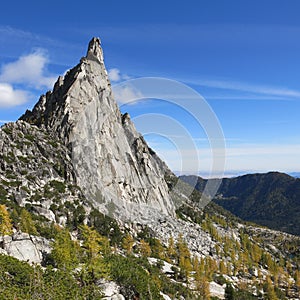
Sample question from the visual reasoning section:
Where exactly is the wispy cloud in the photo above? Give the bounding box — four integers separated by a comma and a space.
0, 26, 40, 44
108, 68, 122, 82
205, 95, 295, 101
186, 78, 300, 100
108, 68, 130, 83
0, 83, 30, 108
112, 85, 143, 105
73, 23, 300, 47
0, 49, 56, 89
0, 26, 83, 67
0, 49, 57, 107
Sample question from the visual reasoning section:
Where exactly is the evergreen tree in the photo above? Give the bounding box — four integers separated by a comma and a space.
139, 239, 151, 257
51, 228, 80, 271
196, 276, 210, 299
219, 260, 226, 274
167, 236, 176, 261
19, 209, 37, 235
177, 234, 190, 262
80, 224, 110, 258
251, 243, 262, 264
264, 276, 279, 300
194, 257, 210, 299
79, 225, 110, 280
205, 257, 218, 280
149, 238, 165, 259
225, 283, 235, 300
177, 234, 192, 282
0, 205, 13, 236
122, 234, 134, 255
10, 208, 19, 229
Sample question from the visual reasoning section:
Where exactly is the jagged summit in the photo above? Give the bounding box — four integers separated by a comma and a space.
20, 36, 112, 139
20, 37, 176, 222
85, 37, 104, 63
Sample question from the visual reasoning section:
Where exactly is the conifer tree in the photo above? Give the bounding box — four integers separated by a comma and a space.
150, 238, 165, 259
10, 208, 19, 228
196, 276, 210, 300
79, 225, 110, 280
193, 257, 200, 272
200, 257, 206, 274
139, 239, 151, 257
219, 260, 226, 274
264, 276, 278, 300
19, 209, 37, 235
0, 204, 13, 236
122, 234, 134, 255
177, 234, 190, 261
177, 234, 192, 282
80, 224, 110, 258
194, 257, 210, 299
251, 243, 262, 264
225, 283, 235, 300
51, 228, 80, 271
167, 236, 176, 261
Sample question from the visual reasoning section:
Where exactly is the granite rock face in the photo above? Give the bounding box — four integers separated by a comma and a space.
20, 37, 176, 222
0, 232, 51, 264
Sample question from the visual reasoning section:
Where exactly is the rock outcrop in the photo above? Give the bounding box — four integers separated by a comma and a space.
20, 37, 176, 222
0, 232, 51, 264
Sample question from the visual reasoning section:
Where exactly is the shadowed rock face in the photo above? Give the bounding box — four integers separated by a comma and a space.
20, 37, 175, 221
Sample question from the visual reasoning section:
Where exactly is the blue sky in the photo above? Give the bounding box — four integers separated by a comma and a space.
0, 0, 299, 176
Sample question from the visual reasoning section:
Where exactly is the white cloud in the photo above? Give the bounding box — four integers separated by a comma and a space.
108, 68, 121, 82
0, 49, 57, 108
112, 85, 144, 104
0, 83, 29, 107
188, 78, 300, 100
0, 50, 56, 89
108, 68, 130, 83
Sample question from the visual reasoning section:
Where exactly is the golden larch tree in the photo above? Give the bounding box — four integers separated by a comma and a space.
0, 205, 13, 236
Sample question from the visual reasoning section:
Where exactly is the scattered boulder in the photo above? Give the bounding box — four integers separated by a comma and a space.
0, 232, 51, 264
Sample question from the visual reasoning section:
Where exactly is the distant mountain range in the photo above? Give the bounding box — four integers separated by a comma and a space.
180, 172, 300, 236
289, 172, 300, 178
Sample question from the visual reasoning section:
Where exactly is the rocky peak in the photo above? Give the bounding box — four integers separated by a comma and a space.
85, 37, 104, 63
20, 37, 176, 222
